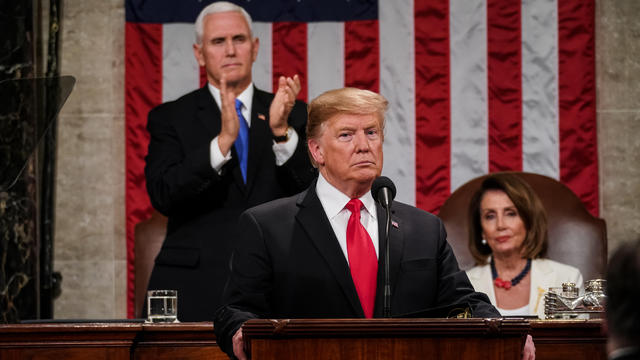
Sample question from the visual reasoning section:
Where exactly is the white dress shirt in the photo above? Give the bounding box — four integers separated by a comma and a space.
315, 173, 379, 264
206, 83, 298, 172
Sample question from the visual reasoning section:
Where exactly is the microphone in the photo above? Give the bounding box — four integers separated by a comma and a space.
371, 176, 396, 209
371, 176, 396, 318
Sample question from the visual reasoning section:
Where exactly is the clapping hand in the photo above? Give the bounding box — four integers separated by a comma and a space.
269, 74, 301, 137
217, 74, 240, 156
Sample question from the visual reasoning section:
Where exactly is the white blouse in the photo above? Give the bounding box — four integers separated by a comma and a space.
497, 304, 529, 316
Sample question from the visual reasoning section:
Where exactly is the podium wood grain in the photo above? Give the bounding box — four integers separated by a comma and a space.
0, 322, 226, 360
243, 318, 530, 360
531, 319, 607, 360
0, 319, 606, 359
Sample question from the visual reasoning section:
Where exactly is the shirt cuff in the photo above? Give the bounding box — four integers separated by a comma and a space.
272, 127, 298, 166
210, 136, 232, 174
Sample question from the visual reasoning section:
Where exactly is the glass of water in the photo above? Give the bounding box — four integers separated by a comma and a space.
146, 289, 179, 323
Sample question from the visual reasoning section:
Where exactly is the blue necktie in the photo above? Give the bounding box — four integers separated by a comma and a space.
234, 99, 249, 183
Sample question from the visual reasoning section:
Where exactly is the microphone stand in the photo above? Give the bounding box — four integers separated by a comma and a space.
382, 198, 392, 318
372, 177, 396, 318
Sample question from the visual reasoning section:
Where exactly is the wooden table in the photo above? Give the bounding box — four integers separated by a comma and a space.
0, 321, 227, 360
0, 319, 606, 359
531, 319, 607, 360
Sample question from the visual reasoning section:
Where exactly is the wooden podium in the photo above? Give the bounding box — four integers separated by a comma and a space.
242, 318, 529, 360
0, 319, 606, 359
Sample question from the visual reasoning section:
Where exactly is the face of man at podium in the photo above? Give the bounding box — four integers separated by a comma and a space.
307, 88, 387, 199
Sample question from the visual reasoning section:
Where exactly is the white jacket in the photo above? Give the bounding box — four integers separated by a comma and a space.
466, 258, 583, 319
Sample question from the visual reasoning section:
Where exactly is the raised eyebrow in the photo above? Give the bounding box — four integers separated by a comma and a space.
365, 121, 382, 130
337, 125, 356, 133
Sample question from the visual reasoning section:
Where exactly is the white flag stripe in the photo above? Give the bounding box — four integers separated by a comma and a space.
521, 0, 560, 179
158, 0, 566, 202
379, 0, 416, 205
252, 22, 273, 92
163, 23, 199, 102
449, 0, 489, 191
307, 22, 344, 102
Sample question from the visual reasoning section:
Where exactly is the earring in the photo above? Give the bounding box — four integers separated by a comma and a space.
481, 238, 487, 245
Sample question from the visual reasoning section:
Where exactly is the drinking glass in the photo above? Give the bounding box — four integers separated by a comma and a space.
146, 289, 179, 323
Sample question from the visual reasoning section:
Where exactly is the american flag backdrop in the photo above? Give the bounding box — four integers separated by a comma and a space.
125, 0, 596, 317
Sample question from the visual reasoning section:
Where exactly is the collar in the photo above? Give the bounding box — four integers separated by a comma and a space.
207, 82, 254, 126
315, 173, 377, 222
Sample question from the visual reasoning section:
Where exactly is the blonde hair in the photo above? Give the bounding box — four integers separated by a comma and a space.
194, 1, 253, 44
306, 87, 388, 166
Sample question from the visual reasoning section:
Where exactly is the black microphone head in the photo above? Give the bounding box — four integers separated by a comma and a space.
371, 176, 396, 204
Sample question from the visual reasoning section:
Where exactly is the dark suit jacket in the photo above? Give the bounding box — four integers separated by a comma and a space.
609, 347, 640, 360
144, 86, 315, 321
214, 182, 500, 355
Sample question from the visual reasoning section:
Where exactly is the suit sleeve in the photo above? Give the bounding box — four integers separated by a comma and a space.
434, 221, 501, 318
144, 104, 222, 216
214, 209, 273, 357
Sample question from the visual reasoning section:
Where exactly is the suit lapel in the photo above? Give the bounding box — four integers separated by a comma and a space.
468, 264, 497, 305
374, 202, 404, 316
529, 259, 553, 317
244, 88, 272, 193
196, 86, 221, 137
295, 185, 364, 316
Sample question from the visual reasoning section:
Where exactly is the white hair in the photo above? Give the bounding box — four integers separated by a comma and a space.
194, 1, 254, 44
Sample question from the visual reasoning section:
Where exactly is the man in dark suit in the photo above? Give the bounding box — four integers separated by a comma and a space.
214, 88, 500, 359
606, 239, 640, 360
144, 1, 315, 321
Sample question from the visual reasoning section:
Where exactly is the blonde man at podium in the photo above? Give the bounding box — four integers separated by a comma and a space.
214, 88, 505, 359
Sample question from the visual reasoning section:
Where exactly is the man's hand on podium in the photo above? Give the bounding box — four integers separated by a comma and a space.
522, 334, 535, 360
233, 328, 247, 360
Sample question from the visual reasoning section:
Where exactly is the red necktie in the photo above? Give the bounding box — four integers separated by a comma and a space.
345, 199, 378, 318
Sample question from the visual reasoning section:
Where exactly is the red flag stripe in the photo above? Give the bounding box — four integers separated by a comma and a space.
487, 0, 522, 172
344, 20, 380, 93
199, 66, 207, 88
124, 0, 600, 317
125, 22, 163, 318
272, 22, 308, 101
558, 0, 598, 216
414, 0, 451, 213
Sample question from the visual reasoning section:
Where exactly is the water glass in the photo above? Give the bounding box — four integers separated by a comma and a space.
146, 289, 179, 323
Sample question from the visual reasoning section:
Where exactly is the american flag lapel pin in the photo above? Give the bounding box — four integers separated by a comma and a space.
257, 113, 266, 121
391, 220, 399, 228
